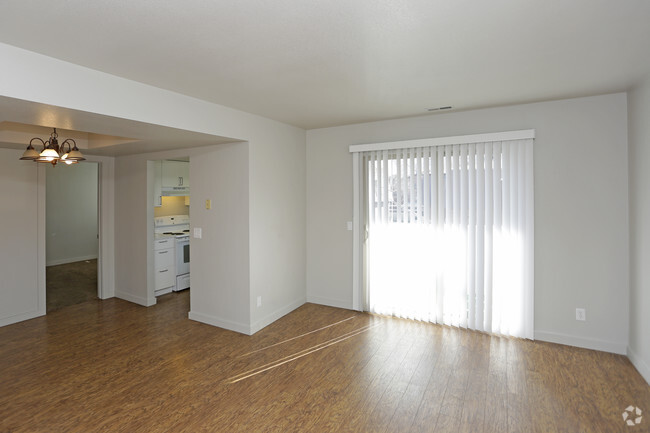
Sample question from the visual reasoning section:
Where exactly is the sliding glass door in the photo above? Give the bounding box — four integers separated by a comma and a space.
361, 138, 534, 339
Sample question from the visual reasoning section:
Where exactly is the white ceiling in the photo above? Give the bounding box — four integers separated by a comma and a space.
1, 0, 650, 130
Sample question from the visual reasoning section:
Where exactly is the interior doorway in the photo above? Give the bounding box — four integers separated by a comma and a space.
45, 162, 100, 312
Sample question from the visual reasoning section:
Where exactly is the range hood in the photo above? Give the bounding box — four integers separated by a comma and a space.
162, 186, 190, 196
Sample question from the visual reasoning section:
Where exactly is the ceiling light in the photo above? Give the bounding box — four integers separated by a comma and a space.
19, 128, 86, 166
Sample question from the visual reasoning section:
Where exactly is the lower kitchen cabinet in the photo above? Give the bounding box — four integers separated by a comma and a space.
154, 238, 176, 296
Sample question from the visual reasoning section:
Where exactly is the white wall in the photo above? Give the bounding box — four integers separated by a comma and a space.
628, 73, 650, 383
189, 143, 251, 332
0, 150, 44, 326
248, 125, 307, 333
114, 156, 152, 306
307, 93, 630, 354
46, 162, 98, 266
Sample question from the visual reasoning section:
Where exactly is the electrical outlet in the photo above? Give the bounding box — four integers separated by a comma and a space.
576, 308, 586, 321
257, 296, 262, 307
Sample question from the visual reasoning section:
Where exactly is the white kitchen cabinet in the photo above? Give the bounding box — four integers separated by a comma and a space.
154, 238, 176, 296
153, 160, 162, 207
162, 160, 189, 188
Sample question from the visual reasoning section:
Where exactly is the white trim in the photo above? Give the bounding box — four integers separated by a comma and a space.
115, 290, 155, 307
534, 330, 627, 355
38, 157, 116, 305
0, 309, 43, 328
37, 165, 46, 317
147, 160, 156, 305
349, 129, 536, 153
91, 156, 116, 300
306, 294, 353, 310
46, 254, 99, 267
250, 297, 306, 335
188, 310, 251, 335
351, 152, 362, 311
627, 346, 650, 385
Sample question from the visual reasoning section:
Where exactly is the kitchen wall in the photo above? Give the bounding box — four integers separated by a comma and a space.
306, 93, 630, 354
628, 73, 650, 383
154, 196, 189, 218
0, 149, 43, 326
45, 162, 98, 266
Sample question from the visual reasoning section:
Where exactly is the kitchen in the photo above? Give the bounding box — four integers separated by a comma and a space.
152, 158, 191, 297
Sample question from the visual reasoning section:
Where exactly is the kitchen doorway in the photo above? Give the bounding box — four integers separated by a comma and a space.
45, 162, 100, 312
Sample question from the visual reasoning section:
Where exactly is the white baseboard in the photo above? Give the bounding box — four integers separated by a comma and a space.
306, 294, 353, 310
46, 254, 98, 267
627, 345, 650, 385
535, 330, 627, 355
188, 310, 251, 335
0, 308, 45, 328
250, 297, 306, 335
115, 290, 155, 307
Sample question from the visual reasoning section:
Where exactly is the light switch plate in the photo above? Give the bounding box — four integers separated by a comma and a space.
205, 199, 212, 210
347, 221, 353, 231
193, 227, 202, 239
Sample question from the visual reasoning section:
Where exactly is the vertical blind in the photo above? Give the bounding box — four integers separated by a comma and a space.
363, 139, 534, 339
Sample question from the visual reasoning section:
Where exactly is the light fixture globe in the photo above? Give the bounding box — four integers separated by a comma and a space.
64, 144, 86, 162
39, 148, 60, 159
19, 145, 40, 160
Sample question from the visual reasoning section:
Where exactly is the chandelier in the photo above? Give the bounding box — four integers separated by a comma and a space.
19, 128, 86, 166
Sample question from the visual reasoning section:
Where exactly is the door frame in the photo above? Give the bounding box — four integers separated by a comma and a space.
37, 155, 116, 310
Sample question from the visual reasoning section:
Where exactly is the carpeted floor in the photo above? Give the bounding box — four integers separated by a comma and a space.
46, 259, 98, 312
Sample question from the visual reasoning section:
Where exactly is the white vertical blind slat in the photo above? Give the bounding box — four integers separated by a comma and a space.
423, 147, 431, 225
381, 150, 389, 224
484, 143, 494, 333
437, 149, 444, 228
475, 143, 486, 332
400, 149, 408, 222
467, 144, 476, 330
395, 151, 404, 222
368, 152, 375, 225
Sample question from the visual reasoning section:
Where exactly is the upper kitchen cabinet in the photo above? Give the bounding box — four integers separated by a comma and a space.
161, 160, 190, 195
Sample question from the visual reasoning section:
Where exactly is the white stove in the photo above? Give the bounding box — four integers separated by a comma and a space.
154, 215, 190, 239
154, 215, 190, 293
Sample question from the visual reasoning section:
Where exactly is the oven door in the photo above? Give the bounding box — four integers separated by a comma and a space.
176, 238, 190, 275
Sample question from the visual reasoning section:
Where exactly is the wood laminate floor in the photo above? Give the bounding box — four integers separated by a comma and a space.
46, 259, 98, 312
0, 291, 648, 432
